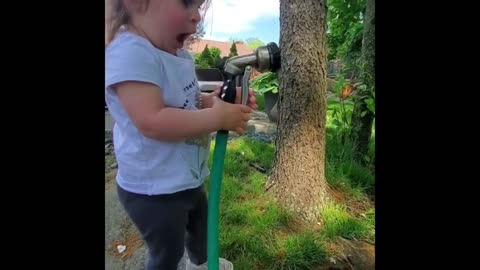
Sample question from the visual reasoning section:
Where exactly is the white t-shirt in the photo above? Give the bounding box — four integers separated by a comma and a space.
105, 31, 211, 195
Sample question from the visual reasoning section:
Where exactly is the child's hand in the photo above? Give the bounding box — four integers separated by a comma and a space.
211, 96, 252, 134
212, 87, 258, 110
238, 88, 258, 110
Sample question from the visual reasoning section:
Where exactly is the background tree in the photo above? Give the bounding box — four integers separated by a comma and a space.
209, 47, 222, 67
194, 45, 212, 68
228, 41, 238, 58
350, 0, 375, 163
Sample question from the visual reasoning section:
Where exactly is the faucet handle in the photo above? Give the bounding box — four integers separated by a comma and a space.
241, 65, 252, 105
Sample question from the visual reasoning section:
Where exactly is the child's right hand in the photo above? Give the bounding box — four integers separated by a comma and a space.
211, 96, 253, 134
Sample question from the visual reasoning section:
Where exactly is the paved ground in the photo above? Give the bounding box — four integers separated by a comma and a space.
105, 187, 189, 270
105, 111, 114, 130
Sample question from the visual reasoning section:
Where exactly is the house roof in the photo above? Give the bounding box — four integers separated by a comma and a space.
187, 39, 253, 57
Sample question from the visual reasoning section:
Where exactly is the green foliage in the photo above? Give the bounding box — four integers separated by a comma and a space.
255, 92, 265, 111
210, 137, 275, 173
322, 203, 375, 243
201, 45, 213, 66
329, 74, 354, 141
265, 232, 328, 269
194, 54, 209, 68
194, 45, 211, 68
327, 0, 366, 73
206, 138, 328, 269
202, 136, 374, 269
194, 45, 222, 68
249, 72, 278, 94
229, 42, 238, 57
209, 47, 222, 67
354, 69, 375, 117
326, 86, 375, 195
356, 83, 375, 117
245, 37, 265, 50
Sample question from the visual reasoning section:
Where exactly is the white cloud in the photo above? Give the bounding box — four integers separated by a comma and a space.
202, 0, 279, 40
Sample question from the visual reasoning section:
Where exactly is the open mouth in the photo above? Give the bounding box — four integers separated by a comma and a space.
176, 33, 191, 44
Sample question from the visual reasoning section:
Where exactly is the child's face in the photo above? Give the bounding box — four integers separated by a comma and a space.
135, 0, 204, 54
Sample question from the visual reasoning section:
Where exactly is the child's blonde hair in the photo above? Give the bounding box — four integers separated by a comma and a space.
105, 0, 140, 44
105, 0, 211, 45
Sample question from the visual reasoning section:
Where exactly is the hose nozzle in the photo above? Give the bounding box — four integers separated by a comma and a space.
217, 42, 281, 105
222, 42, 281, 76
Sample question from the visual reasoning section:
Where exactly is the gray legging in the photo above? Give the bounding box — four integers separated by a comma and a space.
117, 184, 208, 270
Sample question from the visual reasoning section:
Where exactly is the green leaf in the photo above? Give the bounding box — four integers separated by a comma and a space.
332, 108, 338, 117
250, 71, 278, 94
266, 86, 276, 92
334, 77, 346, 94
327, 0, 365, 59
364, 98, 375, 114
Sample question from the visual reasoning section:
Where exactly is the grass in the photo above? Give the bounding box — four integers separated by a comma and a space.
322, 203, 375, 243
103, 92, 374, 267
204, 106, 375, 269
326, 97, 375, 197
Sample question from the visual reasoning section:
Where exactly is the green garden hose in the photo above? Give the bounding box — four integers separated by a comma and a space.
207, 130, 229, 270
206, 42, 280, 270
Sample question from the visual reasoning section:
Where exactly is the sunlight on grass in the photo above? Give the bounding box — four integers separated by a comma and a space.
321, 203, 374, 243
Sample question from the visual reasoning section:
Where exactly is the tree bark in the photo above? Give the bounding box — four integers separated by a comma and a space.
351, 0, 375, 163
268, 0, 329, 224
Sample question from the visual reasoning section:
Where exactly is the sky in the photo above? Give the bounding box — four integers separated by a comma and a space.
202, 0, 280, 44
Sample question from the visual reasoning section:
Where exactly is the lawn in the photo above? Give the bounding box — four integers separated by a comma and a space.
203, 98, 375, 269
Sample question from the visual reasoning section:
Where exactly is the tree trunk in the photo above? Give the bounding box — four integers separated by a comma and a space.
351, 0, 375, 163
268, 0, 329, 224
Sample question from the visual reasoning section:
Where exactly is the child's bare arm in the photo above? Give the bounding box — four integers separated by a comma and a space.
114, 81, 251, 142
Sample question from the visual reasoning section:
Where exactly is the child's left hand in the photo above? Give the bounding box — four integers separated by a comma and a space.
213, 87, 258, 110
